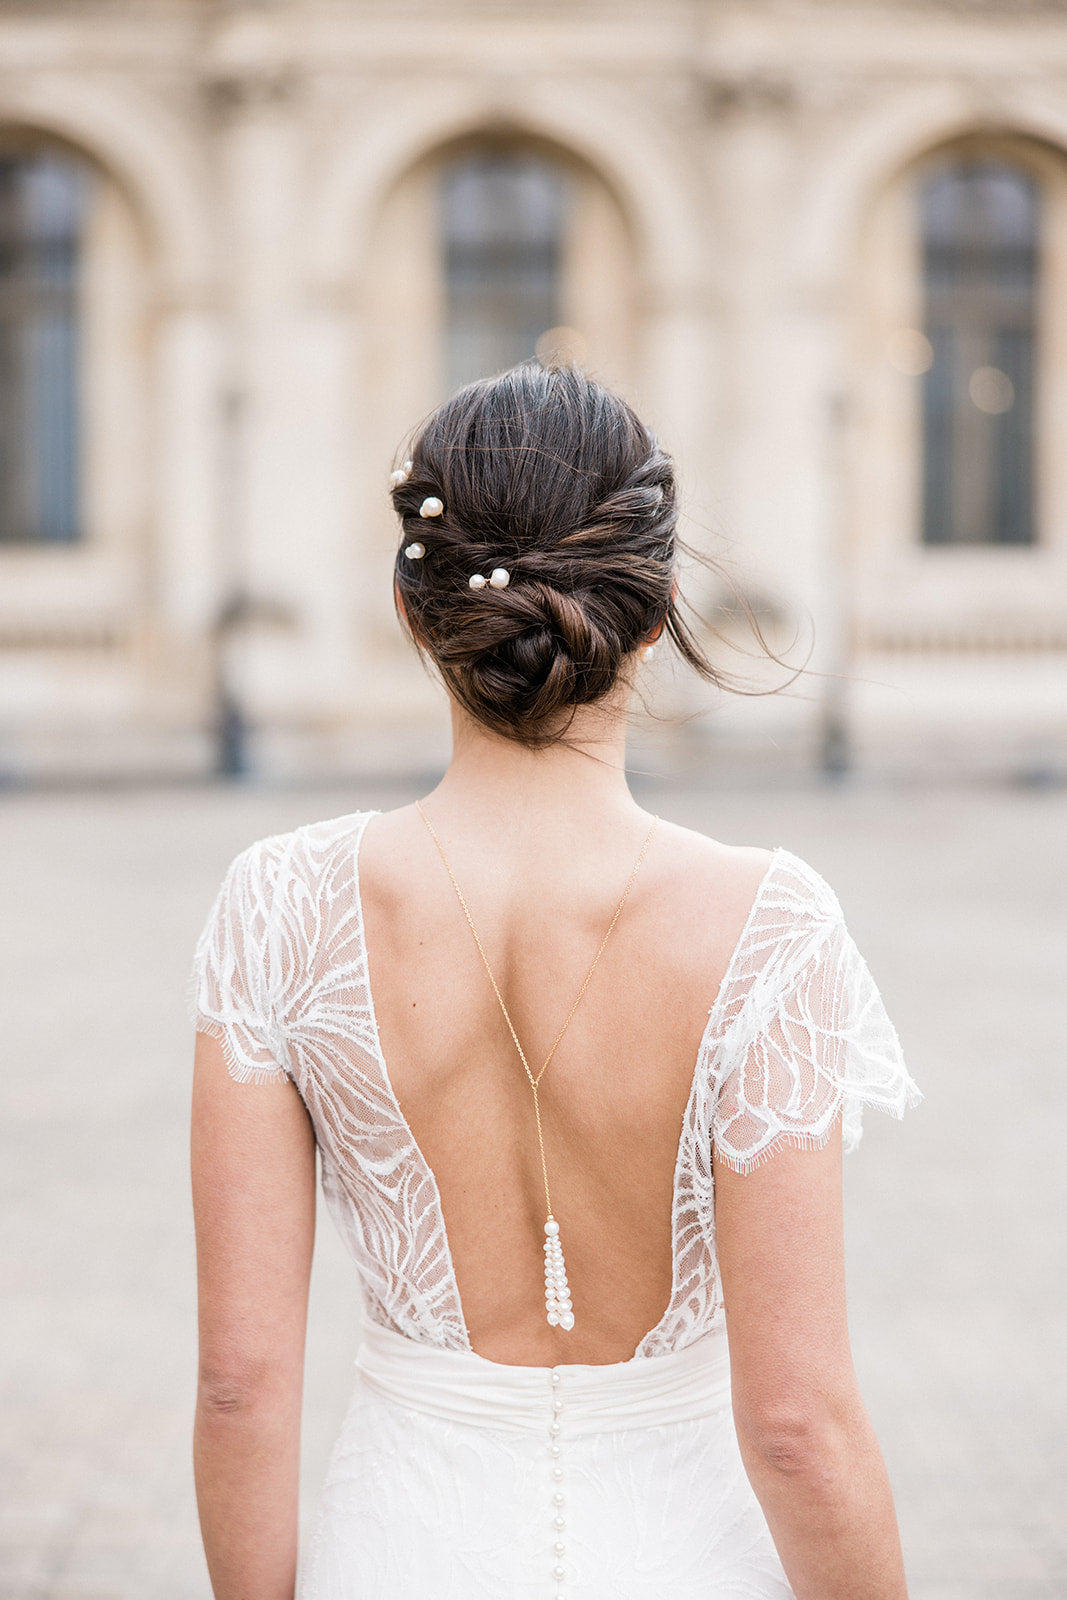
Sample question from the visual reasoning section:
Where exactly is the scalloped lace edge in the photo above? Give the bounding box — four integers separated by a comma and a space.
715, 1080, 923, 1177
192, 1015, 291, 1086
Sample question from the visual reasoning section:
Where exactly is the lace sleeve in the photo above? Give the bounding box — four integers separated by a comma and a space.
190, 837, 293, 1084
711, 853, 921, 1173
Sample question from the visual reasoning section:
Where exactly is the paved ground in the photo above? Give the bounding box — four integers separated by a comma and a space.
0, 774, 1064, 1600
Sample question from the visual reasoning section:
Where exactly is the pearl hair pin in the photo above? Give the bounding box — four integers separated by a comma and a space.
640, 643, 656, 661
389, 460, 413, 488
469, 568, 510, 590
404, 542, 425, 560
420, 496, 444, 518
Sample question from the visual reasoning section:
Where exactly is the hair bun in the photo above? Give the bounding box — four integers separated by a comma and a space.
391, 363, 719, 747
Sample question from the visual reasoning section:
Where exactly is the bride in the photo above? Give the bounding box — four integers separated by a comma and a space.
190, 362, 919, 1599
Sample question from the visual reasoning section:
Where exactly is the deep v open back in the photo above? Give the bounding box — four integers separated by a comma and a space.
191, 809, 919, 1598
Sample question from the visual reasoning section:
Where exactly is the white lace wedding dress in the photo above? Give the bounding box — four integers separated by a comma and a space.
192, 810, 920, 1600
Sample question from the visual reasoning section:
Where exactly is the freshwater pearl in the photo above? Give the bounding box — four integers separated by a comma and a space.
468, 573, 487, 590
419, 496, 443, 517
554, 1515, 565, 1529
553, 1467, 563, 1480
488, 567, 510, 588
403, 542, 425, 560
545, 1219, 560, 1236
559, 1311, 575, 1331
553, 1492, 564, 1504
547, 1311, 560, 1326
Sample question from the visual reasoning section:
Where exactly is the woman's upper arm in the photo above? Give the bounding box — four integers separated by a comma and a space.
714, 1124, 860, 1445
192, 1029, 317, 1396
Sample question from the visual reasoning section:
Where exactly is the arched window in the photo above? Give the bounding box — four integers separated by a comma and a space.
441, 149, 566, 393
921, 159, 1039, 546
0, 148, 89, 545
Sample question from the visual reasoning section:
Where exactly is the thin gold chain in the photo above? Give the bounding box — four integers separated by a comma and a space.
415, 801, 657, 1219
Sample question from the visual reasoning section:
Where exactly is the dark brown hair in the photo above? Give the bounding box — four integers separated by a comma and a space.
391, 363, 723, 747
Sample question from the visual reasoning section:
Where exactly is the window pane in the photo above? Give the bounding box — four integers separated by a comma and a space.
442, 150, 565, 394
920, 160, 1038, 547
0, 151, 87, 544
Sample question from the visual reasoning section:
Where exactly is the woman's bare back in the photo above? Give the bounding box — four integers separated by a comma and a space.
358, 802, 771, 1366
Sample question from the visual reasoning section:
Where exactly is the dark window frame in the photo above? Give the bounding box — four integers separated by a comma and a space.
441, 146, 567, 395
920, 157, 1040, 548
0, 146, 89, 547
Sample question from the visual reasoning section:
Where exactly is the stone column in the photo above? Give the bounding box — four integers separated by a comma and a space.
154, 304, 221, 640
705, 71, 850, 768
206, 22, 357, 775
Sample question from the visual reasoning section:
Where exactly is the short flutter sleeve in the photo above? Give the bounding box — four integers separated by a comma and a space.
190, 836, 293, 1084
710, 851, 920, 1173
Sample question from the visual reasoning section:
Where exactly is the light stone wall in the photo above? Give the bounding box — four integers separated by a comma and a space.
1, 0, 1066, 781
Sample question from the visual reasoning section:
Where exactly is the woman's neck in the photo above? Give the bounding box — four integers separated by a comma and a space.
425, 697, 646, 842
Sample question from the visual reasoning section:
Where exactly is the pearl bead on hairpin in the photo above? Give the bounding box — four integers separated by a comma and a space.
404, 542, 425, 560
640, 643, 656, 661
469, 568, 510, 590
389, 460, 413, 488
420, 496, 444, 518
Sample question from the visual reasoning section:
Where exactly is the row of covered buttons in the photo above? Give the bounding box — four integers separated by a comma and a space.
548, 1369, 566, 1596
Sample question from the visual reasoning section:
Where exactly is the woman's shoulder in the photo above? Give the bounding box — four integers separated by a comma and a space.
645, 824, 851, 1001
653, 817, 771, 883
211, 809, 378, 902
651, 821, 840, 927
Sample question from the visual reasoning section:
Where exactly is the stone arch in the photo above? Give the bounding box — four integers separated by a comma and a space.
838, 87, 1067, 663
0, 75, 213, 293
304, 78, 703, 304
793, 84, 1067, 299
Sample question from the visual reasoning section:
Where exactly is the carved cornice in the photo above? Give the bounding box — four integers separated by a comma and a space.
697, 71, 798, 119
202, 63, 298, 117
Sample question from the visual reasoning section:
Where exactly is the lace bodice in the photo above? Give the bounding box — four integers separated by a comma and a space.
191, 811, 919, 1359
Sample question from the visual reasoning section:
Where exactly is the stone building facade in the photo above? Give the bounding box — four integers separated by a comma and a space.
1, 0, 1066, 780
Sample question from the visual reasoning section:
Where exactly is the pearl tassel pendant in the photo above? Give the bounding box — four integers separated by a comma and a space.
543, 1218, 575, 1331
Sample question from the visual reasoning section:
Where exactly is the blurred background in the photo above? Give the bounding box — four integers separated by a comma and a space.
0, 0, 1065, 782
1, 2, 1065, 1599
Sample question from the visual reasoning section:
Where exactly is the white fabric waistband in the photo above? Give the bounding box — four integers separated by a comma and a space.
355, 1321, 733, 1437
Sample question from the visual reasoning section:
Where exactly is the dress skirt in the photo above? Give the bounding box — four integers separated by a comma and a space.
299, 1322, 795, 1600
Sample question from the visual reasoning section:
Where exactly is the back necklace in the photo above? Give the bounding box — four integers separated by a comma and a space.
416, 801, 658, 1332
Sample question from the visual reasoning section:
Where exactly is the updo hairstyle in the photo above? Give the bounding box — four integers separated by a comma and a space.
391, 363, 720, 747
